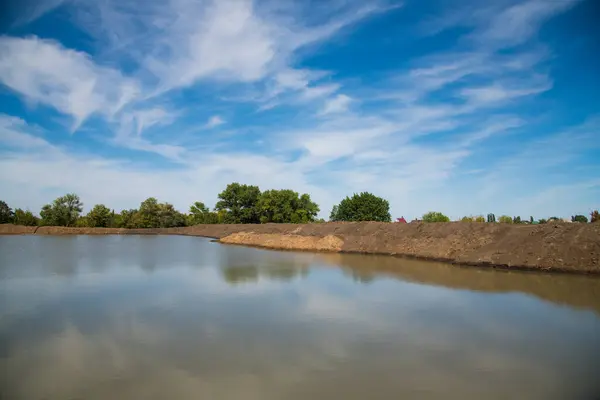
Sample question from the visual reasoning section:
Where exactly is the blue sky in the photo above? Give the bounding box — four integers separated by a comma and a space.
0, 0, 598, 220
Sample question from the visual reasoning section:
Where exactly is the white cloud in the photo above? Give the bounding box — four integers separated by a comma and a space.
206, 115, 225, 129
320, 94, 353, 115
0, 36, 139, 130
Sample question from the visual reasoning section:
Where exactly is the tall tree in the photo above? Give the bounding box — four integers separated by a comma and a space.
135, 197, 161, 228
157, 202, 187, 228
86, 204, 112, 227
215, 183, 261, 224
40, 194, 83, 226
331, 192, 391, 222
0, 200, 13, 223
256, 189, 319, 223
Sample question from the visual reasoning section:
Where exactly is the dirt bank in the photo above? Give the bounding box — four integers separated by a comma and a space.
1, 222, 599, 274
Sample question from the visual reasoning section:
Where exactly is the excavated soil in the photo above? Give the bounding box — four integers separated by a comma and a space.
1, 222, 599, 274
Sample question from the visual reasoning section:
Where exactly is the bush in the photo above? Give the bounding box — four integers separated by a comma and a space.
474, 215, 485, 222
591, 210, 599, 223
571, 215, 588, 223
331, 192, 391, 222
422, 212, 450, 223
498, 215, 513, 223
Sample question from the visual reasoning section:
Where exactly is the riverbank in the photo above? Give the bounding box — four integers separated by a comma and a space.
1, 222, 599, 274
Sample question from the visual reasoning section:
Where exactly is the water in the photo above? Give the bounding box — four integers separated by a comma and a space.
1, 235, 599, 400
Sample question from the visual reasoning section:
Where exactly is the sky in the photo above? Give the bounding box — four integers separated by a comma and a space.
0, 0, 598, 220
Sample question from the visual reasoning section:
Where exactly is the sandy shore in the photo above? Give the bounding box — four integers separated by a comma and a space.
1, 222, 599, 274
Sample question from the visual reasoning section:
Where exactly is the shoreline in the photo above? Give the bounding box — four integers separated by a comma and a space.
1, 222, 599, 275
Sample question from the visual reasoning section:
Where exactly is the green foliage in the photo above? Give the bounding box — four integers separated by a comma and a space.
331, 192, 391, 222
0, 200, 14, 223
461, 215, 485, 222
498, 215, 513, 223
530, 216, 534, 224
538, 218, 548, 224
591, 210, 599, 223
474, 215, 485, 222
157, 202, 187, 228
75, 217, 89, 227
114, 209, 138, 228
487, 213, 496, 223
257, 190, 319, 223
188, 201, 219, 225
460, 216, 472, 222
86, 204, 112, 227
513, 216, 521, 224
40, 193, 83, 227
215, 183, 262, 224
329, 205, 339, 222
571, 215, 588, 223
422, 211, 450, 223
134, 197, 161, 228
12, 209, 39, 226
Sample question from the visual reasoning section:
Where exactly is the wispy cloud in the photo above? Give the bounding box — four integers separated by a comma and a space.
0, 0, 596, 219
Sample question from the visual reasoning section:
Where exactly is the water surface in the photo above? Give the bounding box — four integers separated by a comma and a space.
1, 235, 599, 399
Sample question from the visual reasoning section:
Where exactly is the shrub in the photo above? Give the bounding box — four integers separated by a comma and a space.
591, 210, 599, 223
498, 215, 513, 223
474, 215, 486, 222
571, 215, 588, 223
422, 211, 450, 223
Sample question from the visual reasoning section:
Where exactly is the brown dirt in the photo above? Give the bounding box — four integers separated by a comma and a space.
1, 221, 599, 274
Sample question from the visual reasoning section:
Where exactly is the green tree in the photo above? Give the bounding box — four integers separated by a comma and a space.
114, 209, 138, 228
329, 205, 339, 222
513, 216, 522, 224
474, 215, 486, 222
157, 203, 187, 228
422, 211, 450, 223
256, 189, 319, 223
135, 197, 161, 228
86, 204, 112, 227
215, 183, 262, 224
40, 193, 83, 226
0, 200, 14, 223
538, 218, 548, 224
571, 215, 588, 223
331, 192, 391, 222
487, 213, 496, 223
188, 201, 219, 225
12, 209, 38, 226
498, 215, 513, 223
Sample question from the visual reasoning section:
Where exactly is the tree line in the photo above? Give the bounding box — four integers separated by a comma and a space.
0, 183, 321, 228
0, 185, 598, 227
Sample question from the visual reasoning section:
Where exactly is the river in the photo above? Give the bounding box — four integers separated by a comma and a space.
1, 235, 599, 399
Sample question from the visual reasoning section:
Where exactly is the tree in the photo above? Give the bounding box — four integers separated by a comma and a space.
215, 183, 261, 224
12, 209, 38, 226
331, 192, 391, 222
487, 213, 496, 223
571, 215, 588, 223
474, 215, 486, 222
157, 202, 187, 228
86, 204, 112, 227
329, 205, 339, 222
498, 215, 513, 223
0, 200, 14, 223
40, 193, 83, 226
461, 216, 473, 222
188, 201, 219, 225
422, 211, 450, 223
538, 218, 548, 224
256, 189, 319, 223
590, 210, 599, 223
114, 209, 138, 228
135, 197, 161, 228
513, 216, 522, 224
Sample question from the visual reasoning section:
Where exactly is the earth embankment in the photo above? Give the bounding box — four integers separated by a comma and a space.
1, 222, 599, 274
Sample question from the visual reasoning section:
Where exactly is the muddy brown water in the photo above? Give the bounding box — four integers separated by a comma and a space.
1, 235, 599, 399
